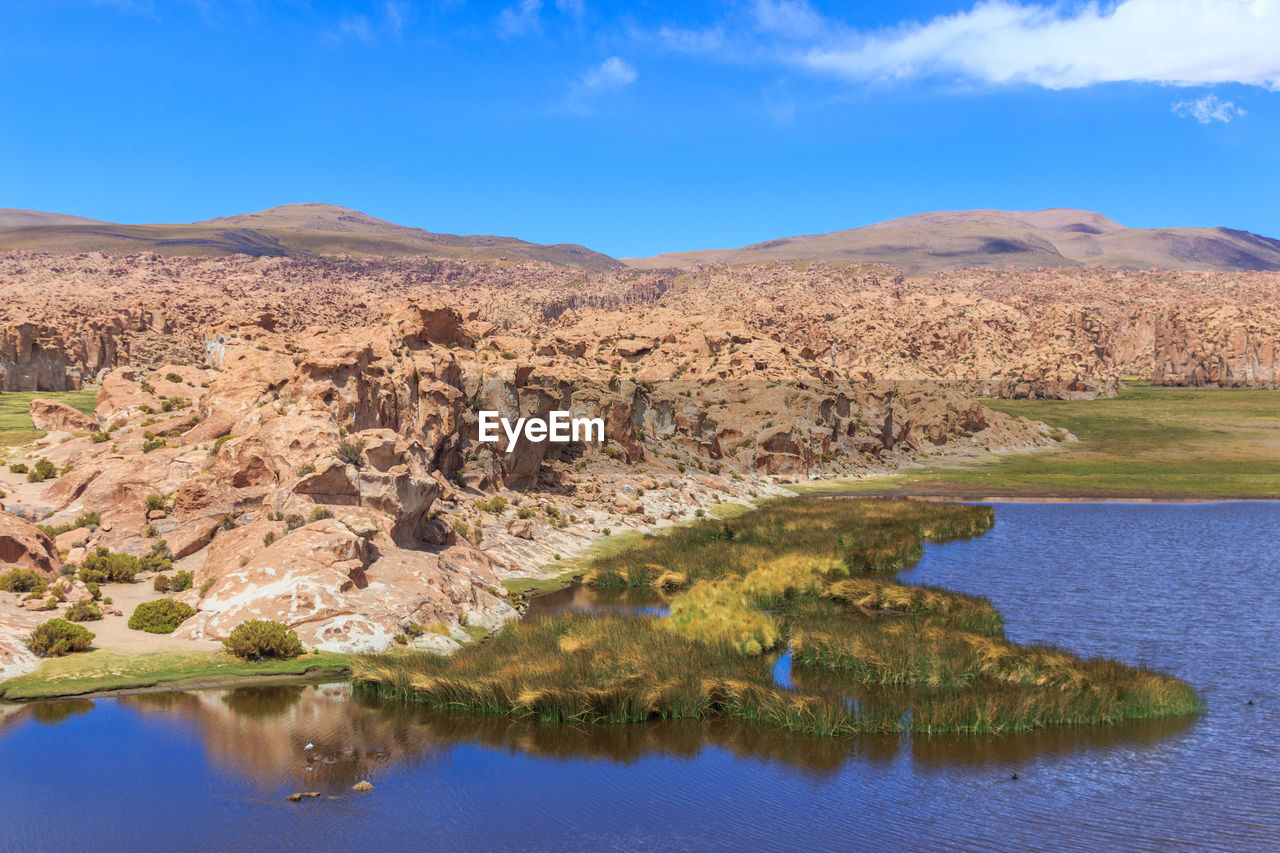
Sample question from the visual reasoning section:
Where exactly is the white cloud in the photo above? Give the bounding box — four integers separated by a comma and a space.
802, 0, 1280, 90
498, 0, 543, 37
338, 14, 375, 44
1173, 93, 1246, 123
752, 0, 824, 39
567, 56, 638, 112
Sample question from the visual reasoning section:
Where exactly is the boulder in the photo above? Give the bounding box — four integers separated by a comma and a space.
0, 512, 62, 578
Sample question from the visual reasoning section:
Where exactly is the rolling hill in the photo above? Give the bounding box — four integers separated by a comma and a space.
624, 209, 1280, 274
0, 203, 621, 270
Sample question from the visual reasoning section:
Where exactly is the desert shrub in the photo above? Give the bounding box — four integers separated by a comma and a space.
80, 548, 140, 583
153, 573, 171, 592
223, 620, 304, 660
210, 434, 232, 455
296, 462, 316, 477
139, 540, 172, 573
144, 493, 167, 512
84, 581, 101, 600
65, 600, 103, 622
142, 438, 166, 453
128, 598, 196, 634
517, 506, 533, 519
404, 623, 426, 638
169, 570, 193, 592
334, 438, 365, 468
140, 380, 155, 394
263, 531, 276, 547
220, 514, 236, 530
27, 619, 94, 657
164, 372, 182, 383
160, 396, 187, 412
90, 432, 110, 443
9, 462, 28, 474
309, 506, 333, 522
475, 496, 508, 515
0, 568, 46, 593
199, 578, 215, 597
26, 459, 57, 483
284, 513, 305, 532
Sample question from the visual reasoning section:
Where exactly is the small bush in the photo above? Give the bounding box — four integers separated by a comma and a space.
284, 513, 305, 532
309, 506, 333, 522
210, 434, 232, 455
160, 396, 187, 412
139, 540, 172, 573
164, 372, 183, 383
128, 598, 196, 634
90, 432, 110, 443
517, 506, 533, 519
263, 531, 276, 547
296, 462, 316, 477
223, 620, 304, 660
26, 459, 57, 483
84, 581, 101, 600
334, 438, 365, 468
9, 462, 28, 474
475, 496, 508, 515
80, 548, 140, 583
153, 573, 171, 592
145, 494, 167, 512
0, 568, 46, 593
199, 578, 215, 597
65, 600, 103, 622
27, 619, 94, 657
169, 570, 193, 592
142, 438, 166, 453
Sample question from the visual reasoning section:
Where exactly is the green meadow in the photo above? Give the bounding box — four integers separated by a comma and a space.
799, 387, 1280, 500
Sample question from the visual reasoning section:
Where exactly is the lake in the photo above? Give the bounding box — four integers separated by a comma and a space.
1, 502, 1277, 851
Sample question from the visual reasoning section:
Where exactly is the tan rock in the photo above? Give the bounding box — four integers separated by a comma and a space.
0, 512, 62, 578
29, 398, 96, 432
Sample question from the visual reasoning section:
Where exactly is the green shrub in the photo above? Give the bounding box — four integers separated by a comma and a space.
153, 573, 171, 592
475, 496, 508, 515
334, 438, 364, 468
145, 494, 167, 512
164, 372, 183, 383
263, 531, 276, 547
160, 396, 187, 412
210, 434, 232, 455
84, 581, 101, 600
223, 620, 304, 660
26, 459, 57, 483
80, 548, 140, 583
296, 462, 316, 477
199, 578, 215, 597
128, 598, 196, 634
517, 506, 533, 519
142, 438, 166, 453
90, 432, 109, 443
65, 600, 103, 622
284, 513, 305, 532
140, 540, 172, 573
0, 568, 46, 593
26, 619, 94, 657
169, 570, 193, 592
309, 506, 333, 521
9, 462, 28, 474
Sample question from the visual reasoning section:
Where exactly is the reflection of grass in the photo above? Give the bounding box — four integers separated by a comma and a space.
356, 499, 1199, 735
0, 649, 350, 700
797, 387, 1280, 499
0, 388, 98, 450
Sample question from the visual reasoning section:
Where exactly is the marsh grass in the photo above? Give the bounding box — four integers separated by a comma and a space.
355, 498, 1200, 735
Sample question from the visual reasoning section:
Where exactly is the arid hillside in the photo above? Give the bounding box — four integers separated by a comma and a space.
0, 203, 619, 270
627, 209, 1280, 275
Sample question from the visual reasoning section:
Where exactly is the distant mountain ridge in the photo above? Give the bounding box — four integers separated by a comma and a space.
0, 203, 621, 270
624, 208, 1280, 274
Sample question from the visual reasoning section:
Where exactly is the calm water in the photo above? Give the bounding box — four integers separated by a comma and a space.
1, 502, 1278, 852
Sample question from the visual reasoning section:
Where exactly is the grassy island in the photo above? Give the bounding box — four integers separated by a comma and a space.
354, 498, 1199, 735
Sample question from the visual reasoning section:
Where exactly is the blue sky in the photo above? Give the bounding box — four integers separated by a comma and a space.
2, 0, 1277, 257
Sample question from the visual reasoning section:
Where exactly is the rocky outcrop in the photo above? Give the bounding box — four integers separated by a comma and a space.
0, 512, 62, 578
2, 252, 1277, 396
28, 398, 96, 432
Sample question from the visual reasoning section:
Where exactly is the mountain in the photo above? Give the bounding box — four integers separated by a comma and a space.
624, 209, 1280, 274
0, 203, 620, 270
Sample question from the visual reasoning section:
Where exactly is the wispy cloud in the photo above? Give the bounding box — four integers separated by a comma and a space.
567, 56, 637, 112
497, 0, 543, 38
1173, 93, 1246, 123
800, 0, 1280, 90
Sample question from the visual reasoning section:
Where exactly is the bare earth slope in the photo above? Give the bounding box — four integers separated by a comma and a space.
626, 209, 1280, 274
0, 203, 619, 270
